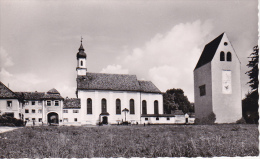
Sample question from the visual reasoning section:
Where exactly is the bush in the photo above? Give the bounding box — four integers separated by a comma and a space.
236, 117, 247, 124
195, 112, 216, 125
0, 115, 25, 126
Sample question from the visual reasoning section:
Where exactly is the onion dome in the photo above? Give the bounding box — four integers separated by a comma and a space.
77, 38, 87, 59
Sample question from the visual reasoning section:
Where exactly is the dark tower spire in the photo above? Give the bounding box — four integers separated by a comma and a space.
79, 36, 84, 51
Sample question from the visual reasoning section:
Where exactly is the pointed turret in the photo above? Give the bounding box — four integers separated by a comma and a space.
76, 37, 87, 75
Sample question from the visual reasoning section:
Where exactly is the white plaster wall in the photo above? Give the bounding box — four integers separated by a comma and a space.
22, 100, 43, 123
62, 109, 81, 124
140, 93, 163, 115
78, 90, 144, 125
211, 34, 242, 123
0, 99, 20, 118
194, 62, 213, 119
43, 100, 63, 124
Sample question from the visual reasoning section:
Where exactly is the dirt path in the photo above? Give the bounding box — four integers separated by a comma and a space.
0, 127, 21, 134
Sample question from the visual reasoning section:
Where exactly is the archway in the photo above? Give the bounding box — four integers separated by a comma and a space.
47, 112, 59, 125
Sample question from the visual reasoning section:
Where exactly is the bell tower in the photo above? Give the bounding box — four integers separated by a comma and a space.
76, 37, 87, 76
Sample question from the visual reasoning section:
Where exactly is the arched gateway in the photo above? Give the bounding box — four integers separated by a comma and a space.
47, 112, 59, 125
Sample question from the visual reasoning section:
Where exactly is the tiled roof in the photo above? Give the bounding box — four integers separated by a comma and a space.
77, 73, 141, 92
15, 92, 45, 100
77, 73, 161, 93
47, 88, 60, 94
138, 80, 161, 93
194, 33, 224, 70
0, 81, 18, 99
42, 94, 64, 100
63, 98, 81, 109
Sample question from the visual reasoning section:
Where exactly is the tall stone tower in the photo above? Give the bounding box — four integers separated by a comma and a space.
76, 39, 87, 76
194, 32, 242, 123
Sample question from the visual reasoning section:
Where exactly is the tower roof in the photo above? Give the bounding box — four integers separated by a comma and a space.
47, 88, 60, 94
77, 38, 87, 59
194, 33, 225, 70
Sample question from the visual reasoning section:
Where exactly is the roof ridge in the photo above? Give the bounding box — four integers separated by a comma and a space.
86, 72, 137, 76
0, 81, 18, 98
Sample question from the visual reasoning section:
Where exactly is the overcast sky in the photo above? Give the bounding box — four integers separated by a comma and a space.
0, 0, 258, 102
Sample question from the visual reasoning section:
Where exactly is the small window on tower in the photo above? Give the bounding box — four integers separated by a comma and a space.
81, 61, 83, 66
199, 85, 206, 96
220, 51, 225, 61
224, 42, 228, 46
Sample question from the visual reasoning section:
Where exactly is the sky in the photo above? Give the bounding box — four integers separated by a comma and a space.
0, 0, 258, 102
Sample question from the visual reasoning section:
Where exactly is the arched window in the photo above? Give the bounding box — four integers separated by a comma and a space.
116, 99, 121, 114
101, 98, 107, 113
220, 51, 225, 61
142, 100, 147, 115
81, 61, 83, 66
130, 99, 135, 114
87, 98, 92, 114
227, 52, 232, 61
154, 100, 159, 114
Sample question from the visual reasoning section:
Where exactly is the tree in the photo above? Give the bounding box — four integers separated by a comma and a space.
163, 88, 192, 114
242, 45, 259, 124
246, 45, 258, 91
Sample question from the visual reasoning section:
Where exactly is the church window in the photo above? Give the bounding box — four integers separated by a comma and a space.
116, 99, 121, 114
87, 98, 92, 114
227, 52, 232, 61
32, 118, 35, 121
63, 110, 68, 113
32, 101, 35, 105
101, 98, 107, 113
63, 118, 68, 122
25, 101, 29, 105
25, 109, 29, 113
73, 110, 79, 113
74, 118, 77, 122
7, 101, 12, 108
167, 117, 170, 120
130, 99, 135, 114
199, 85, 206, 96
39, 118, 42, 122
25, 118, 29, 121
154, 100, 159, 114
32, 109, 35, 113
220, 51, 225, 61
145, 118, 148, 121
81, 61, 83, 66
142, 100, 147, 115
224, 42, 228, 46
38, 109, 42, 113
156, 117, 159, 120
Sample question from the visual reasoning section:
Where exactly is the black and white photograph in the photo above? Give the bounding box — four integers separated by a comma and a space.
0, 0, 258, 158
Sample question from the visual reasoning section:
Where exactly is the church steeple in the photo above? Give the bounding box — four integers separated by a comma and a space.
76, 37, 87, 75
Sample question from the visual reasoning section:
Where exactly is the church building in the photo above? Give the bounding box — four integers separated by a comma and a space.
75, 40, 164, 125
194, 32, 242, 123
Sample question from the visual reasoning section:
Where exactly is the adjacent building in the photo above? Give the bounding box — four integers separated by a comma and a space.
194, 32, 242, 123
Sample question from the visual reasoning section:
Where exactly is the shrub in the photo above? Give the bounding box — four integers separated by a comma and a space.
195, 112, 216, 125
236, 117, 246, 124
0, 115, 25, 126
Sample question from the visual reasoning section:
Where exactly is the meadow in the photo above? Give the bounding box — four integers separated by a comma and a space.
0, 124, 258, 158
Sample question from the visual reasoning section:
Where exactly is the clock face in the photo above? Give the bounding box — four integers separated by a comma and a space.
222, 70, 232, 94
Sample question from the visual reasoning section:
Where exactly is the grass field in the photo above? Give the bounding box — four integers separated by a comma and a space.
0, 124, 258, 158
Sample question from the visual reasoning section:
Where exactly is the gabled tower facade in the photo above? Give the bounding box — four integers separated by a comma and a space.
76, 39, 87, 76
194, 32, 242, 123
